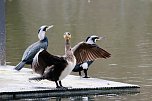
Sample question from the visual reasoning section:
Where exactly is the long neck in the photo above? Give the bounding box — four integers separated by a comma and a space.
40, 36, 48, 42
40, 37, 48, 50
65, 39, 71, 54
38, 31, 46, 41
65, 39, 76, 63
65, 39, 74, 60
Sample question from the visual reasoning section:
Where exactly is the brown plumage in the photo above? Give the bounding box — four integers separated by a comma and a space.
72, 35, 111, 78
30, 34, 111, 88
72, 42, 111, 64
30, 32, 76, 88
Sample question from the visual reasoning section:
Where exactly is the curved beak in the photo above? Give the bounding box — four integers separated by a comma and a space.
46, 25, 54, 31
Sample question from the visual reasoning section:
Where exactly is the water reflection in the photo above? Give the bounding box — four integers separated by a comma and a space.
13, 96, 95, 101
13, 93, 141, 101
6, 0, 152, 101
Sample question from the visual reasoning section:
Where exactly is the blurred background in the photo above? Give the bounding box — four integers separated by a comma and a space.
6, 0, 152, 100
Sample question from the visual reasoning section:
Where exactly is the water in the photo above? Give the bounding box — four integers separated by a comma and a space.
5, 0, 152, 100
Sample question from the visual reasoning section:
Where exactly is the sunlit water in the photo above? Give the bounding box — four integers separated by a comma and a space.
6, 0, 152, 101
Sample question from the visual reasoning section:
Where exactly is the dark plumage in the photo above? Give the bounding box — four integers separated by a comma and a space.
30, 49, 68, 82
73, 61, 93, 77
29, 34, 111, 88
72, 35, 111, 78
30, 32, 76, 88
14, 25, 53, 71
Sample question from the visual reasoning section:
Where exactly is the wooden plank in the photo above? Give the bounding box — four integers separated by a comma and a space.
0, 66, 140, 100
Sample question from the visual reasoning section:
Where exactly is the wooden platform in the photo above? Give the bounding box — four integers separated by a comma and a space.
0, 66, 140, 100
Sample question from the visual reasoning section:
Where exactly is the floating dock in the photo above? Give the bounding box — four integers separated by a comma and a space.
0, 66, 140, 100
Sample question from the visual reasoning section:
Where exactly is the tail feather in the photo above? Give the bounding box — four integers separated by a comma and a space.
29, 76, 45, 81
14, 61, 26, 71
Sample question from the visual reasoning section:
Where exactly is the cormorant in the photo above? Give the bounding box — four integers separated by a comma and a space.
72, 35, 111, 78
14, 25, 53, 71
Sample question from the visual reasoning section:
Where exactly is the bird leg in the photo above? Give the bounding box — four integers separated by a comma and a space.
83, 69, 90, 78
55, 81, 68, 89
55, 81, 60, 88
59, 81, 63, 87
79, 71, 82, 76
59, 81, 68, 89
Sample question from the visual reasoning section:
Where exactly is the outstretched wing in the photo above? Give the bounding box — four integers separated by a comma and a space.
32, 49, 67, 75
72, 42, 111, 64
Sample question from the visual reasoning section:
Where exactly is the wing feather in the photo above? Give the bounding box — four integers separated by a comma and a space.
72, 42, 111, 64
32, 49, 67, 75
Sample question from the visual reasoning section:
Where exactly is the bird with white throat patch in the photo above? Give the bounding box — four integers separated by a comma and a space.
73, 35, 111, 78
14, 25, 53, 71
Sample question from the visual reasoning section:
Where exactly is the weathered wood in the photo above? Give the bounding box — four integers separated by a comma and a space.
0, 66, 140, 100
0, 0, 6, 65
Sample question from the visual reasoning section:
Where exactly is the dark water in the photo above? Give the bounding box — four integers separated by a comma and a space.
6, 0, 152, 101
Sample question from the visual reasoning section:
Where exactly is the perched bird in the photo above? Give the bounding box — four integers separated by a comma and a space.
30, 32, 76, 88
14, 25, 53, 71
29, 33, 111, 88
72, 35, 111, 78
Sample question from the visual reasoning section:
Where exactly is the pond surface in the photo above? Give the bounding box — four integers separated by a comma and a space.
6, 0, 152, 101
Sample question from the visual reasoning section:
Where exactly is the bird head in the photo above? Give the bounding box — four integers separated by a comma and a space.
64, 32, 72, 55
86, 35, 103, 44
38, 25, 53, 40
64, 32, 71, 40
